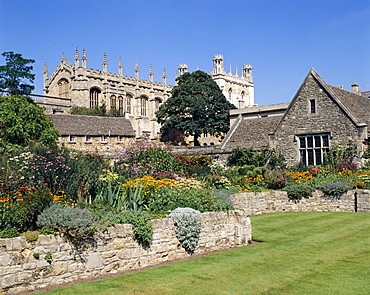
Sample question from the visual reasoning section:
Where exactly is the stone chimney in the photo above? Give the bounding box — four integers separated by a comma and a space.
351, 82, 360, 94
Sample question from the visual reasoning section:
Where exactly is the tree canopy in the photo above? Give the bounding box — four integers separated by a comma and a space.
0, 52, 35, 96
156, 70, 236, 146
0, 95, 59, 150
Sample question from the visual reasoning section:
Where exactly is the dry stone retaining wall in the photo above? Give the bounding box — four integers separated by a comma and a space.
0, 211, 251, 294
230, 189, 370, 216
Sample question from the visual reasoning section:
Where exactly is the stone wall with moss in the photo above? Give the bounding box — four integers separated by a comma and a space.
0, 211, 251, 294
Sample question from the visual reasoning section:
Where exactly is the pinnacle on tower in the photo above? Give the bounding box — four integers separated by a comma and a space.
103, 53, 108, 72
43, 62, 49, 81
118, 56, 123, 76
82, 48, 87, 68
74, 48, 80, 68
149, 64, 154, 82
135, 61, 139, 79
162, 67, 167, 85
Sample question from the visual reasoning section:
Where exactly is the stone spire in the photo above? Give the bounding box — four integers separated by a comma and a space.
149, 64, 154, 82
118, 56, 123, 76
135, 61, 139, 79
61, 52, 66, 63
235, 66, 238, 77
162, 68, 167, 86
103, 53, 108, 73
74, 48, 80, 68
43, 62, 49, 81
82, 48, 87, 68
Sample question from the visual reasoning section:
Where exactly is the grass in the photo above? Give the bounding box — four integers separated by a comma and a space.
41, 212, 370, 294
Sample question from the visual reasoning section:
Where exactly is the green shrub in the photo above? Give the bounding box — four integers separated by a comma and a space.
283, 184, 315, 200
0, 188, 53, 232
92, 209, 153, 245
23, 230, 39, 242
169, 207, 202, 253
0, 228, 20, 238
44, 253, 53, 263
316, 183, 351, 198
113, 139, 183, 179
39, 226, 55, 235
37, 204, 98, 239
264, 170, 288, 189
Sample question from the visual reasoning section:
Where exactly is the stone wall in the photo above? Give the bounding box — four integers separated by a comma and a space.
0, 211, 251, 294
230, 189, 370, 216
271, 74, 362, 166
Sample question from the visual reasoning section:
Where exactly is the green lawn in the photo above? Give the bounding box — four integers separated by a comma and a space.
41, 212, 370, 295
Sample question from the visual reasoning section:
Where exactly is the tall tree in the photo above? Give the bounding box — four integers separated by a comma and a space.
0, 95, 59, 150
0, 51, 35, 96
156, 70, 236, 146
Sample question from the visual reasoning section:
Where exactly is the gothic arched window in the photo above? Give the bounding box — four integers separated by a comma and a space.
154, 98, 162, 112
90, 87, 101, 108
140, 96, 148, 116
58, 79, 69, 98
110, 95, 117, 110
118, 96, 124, 115
126, 94, 132, 114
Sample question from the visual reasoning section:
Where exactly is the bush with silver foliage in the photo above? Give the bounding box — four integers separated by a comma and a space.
169, 207, 201, 253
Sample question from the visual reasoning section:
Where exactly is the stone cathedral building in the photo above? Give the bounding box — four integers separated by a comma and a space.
40, 48, 255, 142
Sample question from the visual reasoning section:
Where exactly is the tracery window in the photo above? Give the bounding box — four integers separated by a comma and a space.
228, 88, 232, 101
154, 98, 162, 112
140, 96, 148, 116
126, 94, 132, 114
58, 79, 69, 98
110, 95, 117, 110
118, 96, 124, 115
299, 134, 329, 166
90, 87, 101, 108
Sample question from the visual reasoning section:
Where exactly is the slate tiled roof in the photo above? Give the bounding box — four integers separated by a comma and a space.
327, 85, 370, 126
48, 114, 135, 136
221, 115, 282, 150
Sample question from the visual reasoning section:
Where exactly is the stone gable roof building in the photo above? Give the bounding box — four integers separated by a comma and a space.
222, 68, 369, 166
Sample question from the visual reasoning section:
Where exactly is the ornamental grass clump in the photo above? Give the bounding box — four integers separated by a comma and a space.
316, 182, 351, 198
283, 184, 315, 201
37, 203, 98, 239
169, 207, 201, 253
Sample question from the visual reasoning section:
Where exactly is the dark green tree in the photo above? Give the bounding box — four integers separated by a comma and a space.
0, 95, 59, 150
0, 52, 35, 97
156, 70, 236, 146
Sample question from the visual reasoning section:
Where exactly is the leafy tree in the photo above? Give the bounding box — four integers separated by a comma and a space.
0, 95, 59, 150
160, 127, 187, 146
156, 70, 236, 146
0, 52, 35, 97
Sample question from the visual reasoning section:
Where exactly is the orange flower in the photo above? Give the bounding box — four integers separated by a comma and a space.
16, 197, 23, 201
15, 192, 21, 195
20, 187, 27, 191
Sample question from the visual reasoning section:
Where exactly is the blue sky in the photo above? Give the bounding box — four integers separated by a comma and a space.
1, 0, 369, 105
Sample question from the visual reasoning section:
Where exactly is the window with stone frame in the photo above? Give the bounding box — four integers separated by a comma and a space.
154, 98, 162, 112
90, 87, 101, 108
58, 79, 69, 98
110, 95, 117, 111
309, 99, 316, 114
126, 94, 132, 114
140, 96, 148, 116
118, 96, 124, 115
298, 134, 329, 165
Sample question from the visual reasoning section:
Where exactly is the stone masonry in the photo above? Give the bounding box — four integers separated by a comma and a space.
0, 211, 251, 294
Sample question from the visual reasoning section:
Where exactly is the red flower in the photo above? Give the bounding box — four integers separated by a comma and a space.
20, 187, 27, 191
